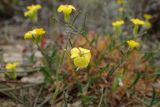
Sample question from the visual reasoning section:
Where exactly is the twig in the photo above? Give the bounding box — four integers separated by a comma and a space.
71, 11, 81, 25
33, 86, 44, 107
0, 91, 24, 104
150, 86, 156, 107
108, 60, 125, 77
0, 80, 29, 84
98, 87, 104, 107
0, 82, 44, 92
37, 95, 52, 107
63, 91, 68, 107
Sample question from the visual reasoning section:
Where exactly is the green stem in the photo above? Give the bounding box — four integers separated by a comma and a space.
56, 50, 66, 81
53, 51, 66, 100
37, 45, 52, 72
133, 25, 139, 38
64, 14, 70, 23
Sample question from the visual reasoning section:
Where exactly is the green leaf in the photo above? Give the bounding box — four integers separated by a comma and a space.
5, 71, 16, 79
143, 52, 154, 62
111, 78, 119, 92
128, 71, 141, 89
108, 40, 115, 51
150, 87, 156, 106
76, 81, 83, 93
81, 95, 96, 105
154, 69, 160, 76
40, 66, 53, 83
99, 64, 110, 74
108, 62, 121, 76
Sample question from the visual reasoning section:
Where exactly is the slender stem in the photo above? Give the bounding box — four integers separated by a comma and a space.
2, 91, 26, 105
53, 86, 59, 100
37, 45, 52, 72
68, 35, 73, 48
98, 88, 104, 107
133, 25, 139, 38
55, 51, 65, 81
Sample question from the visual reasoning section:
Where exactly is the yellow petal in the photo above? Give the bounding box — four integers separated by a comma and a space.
71, 53, 79, 59
57, 5, 64, 12
5, 62, 18, 70
24, 31, 33, 39
34, 28, 46, 36
27, 4, 41, 11
57, 4, 76, 15
79, 47, 90, 54
130, 18, 145, 25
68, 5, 76, 11
127, 40, 140, 49
144, 14, 152, 20
25, 4, 41, 17
144, 21, 152, 29
71, 48, 79, 55
24, 28, 45, 39
73, 52, 91, 68
70, 47, 91, 68
112, 20, 124, 27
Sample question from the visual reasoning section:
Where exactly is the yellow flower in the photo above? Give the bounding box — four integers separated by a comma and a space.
24, 28, 45, 39
57, 4, 76, 22
57, 4, 76, 15
5, 62, 18, 70
127, 40, 140, 49
34, 28, 46, 36
112, 20, 124, 27
27, 4, 41, 10
144, 14, 152, 20
24, 31, 35, 39
144, 21, 152, 29
130, 18, 145, 25
118, 7, 125, 12
24, 4, 41, 17
117, 0, 125, 5
70, 47, 91, 68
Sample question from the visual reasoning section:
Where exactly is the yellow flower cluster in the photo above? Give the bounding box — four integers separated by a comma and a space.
127, 40, 140, 49
24, 4, 41, 17
112, 20, 124, 27
5, 62, 18, 70
130, 18, 145, 25
24, 28, 45, 39
70, 47, 91, 68
57, 5, 76, 15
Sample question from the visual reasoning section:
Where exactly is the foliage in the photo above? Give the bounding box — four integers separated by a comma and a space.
1, 0, 160, 106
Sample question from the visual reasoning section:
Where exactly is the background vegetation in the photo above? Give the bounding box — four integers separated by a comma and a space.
0, 0, 160, 107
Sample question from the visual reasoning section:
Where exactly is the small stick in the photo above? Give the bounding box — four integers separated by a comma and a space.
0, 82, 44, 92
0, 80, 28, 84
98, 87, 104, 107
33, 86, 44, 107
